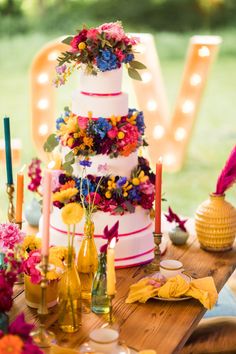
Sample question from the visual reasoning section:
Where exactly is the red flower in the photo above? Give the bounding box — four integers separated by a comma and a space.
70, 29, 88, 52
107, 127, 118, 139
0, 273, 13, 312
9, 313, 34, 342
85, 192, 101, 205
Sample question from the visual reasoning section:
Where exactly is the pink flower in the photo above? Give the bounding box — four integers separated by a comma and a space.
139, 181, 155, 195
0, 223, 25, 251
97, 163, 109, 174
97, 21, 125, 41
70, 29, 88, 52
78, 116, 88, 129
107, 127, 118, 139
115, 48, 125, 62
117, 123, 139, 148
51, 170, 62, 191
85, 192, 101, 205
23, 250, 41, 284
87, 28, 99, 41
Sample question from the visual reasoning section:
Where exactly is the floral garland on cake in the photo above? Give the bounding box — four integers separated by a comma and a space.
44, 107, 147, 159
54, 21, 146, 86
52, 157, 155, 215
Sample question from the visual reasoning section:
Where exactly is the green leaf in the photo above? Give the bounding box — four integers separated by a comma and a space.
65, 151, 75, 163
128, 68, 142, 81
62, 36, 73, 45
43, 134, 59, 152
124, 201, 135, 213
130, 60, 147, 70
62, 161, 73, 175
143, 139, 149, 147
114, 206, 125, 214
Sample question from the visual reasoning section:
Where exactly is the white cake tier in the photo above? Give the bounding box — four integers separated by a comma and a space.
38, 206, 154, 268
72, 91, 128, 118
79, 68, 122, 94
61, 146, 138, 178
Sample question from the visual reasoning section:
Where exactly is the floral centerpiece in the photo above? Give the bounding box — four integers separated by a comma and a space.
54, 21, 146, 86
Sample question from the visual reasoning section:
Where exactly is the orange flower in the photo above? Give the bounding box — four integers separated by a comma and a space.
60, 180, 76, 190
0, 335, 24, 354
120, 142, 137, 156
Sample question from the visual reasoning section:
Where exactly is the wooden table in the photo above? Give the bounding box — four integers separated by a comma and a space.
10, 220, 236, 353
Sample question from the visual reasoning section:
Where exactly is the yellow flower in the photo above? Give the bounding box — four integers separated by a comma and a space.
49, 246, 68, 261
67, 137, 74, 147
53, 188, 78, 203
22, 235, 41, 254
58, 116, 78, 136
83, 136, 93, 147
0, 335, 24, 354
132, 177, 140, 186
105, 191, 112, 199
78, 42, 86, 50
118, 131, 125, 139
61, 202, 84, 225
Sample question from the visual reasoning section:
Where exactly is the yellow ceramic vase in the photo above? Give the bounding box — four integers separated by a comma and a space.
77, 219, 98, 300
24, 274, 58, 308
195, 193, 236, 251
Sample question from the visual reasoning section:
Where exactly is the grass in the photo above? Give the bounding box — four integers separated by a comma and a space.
0, 28, 236, 221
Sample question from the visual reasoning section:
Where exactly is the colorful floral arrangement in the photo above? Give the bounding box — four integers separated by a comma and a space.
165, 207, 188, 232
100, 221, 119, 253
52, 157, 155, 215
27, 158, 42, 196
44, 107, 146, 161
54, 21, 146, 86
0, 314, 43, 354
23, 246, 67, 284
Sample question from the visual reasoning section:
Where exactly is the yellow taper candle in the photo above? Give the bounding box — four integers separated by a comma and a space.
107, 237, 116, 296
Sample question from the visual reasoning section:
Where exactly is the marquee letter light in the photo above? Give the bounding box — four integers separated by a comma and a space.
133, 34, 221, 171
30, 35, 221, 169
30, 39, 67, 159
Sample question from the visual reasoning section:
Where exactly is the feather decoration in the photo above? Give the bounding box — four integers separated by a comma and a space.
215, 145, 236, 195
165, 206, 187, 232
100, 221, 119, 253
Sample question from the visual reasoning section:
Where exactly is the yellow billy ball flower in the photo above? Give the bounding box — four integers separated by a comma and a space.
61, 202, 84, 225
105, 191, 112, 199
118, 131, 125, 139
67, 137, 74, 147
132, 177, 140, 186
78, 42, 86, 50
123, 192, 128, 197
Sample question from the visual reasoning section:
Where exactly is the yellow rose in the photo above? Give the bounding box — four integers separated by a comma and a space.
61, 202, 84, 225
53, 188, 78, 203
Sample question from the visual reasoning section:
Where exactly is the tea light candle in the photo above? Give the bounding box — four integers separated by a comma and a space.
42, 169, 52, 256
107, 237, 116, 296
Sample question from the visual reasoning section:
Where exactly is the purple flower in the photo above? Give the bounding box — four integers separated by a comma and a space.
79, 160, 92, 167
116, 177, 127, 188
56, 64, 67, 74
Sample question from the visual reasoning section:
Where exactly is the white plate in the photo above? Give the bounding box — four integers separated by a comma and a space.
153, 272, 192, 302
117, 344, 138, 353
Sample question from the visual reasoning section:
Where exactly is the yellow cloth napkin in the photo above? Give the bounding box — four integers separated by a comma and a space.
185, 276, 218, 310
126, 278, 162, 304
158, 275, 190, 298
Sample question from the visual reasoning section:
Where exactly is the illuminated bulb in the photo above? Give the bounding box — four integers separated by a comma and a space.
163, 153, 176, 166
37, 72, 49, 84
198, 46, 210, 57
48, 51, 59, 61
153, 125, 165, 139
175, 127, 186, 141
190, 74, 202, 86
37, 98, 49, 110
182, 100, 194, 114
134, 43, 146, 54
147, 100, 157, 111
38, 124, 49, 136
141, 72, 152, 83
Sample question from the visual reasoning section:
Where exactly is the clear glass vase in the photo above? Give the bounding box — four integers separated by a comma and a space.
77, 219, 98, 301
58, 245, 82, 333
91, 252, 109, 314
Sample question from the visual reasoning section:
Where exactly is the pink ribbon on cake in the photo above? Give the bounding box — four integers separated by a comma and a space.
81, 91, 122, 97
50, 222, 152, 238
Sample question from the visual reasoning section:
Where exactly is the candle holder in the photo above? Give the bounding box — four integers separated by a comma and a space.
6, 184, 15, 222
107, 294, 115, 325
145, 232, 163, 273
30, 255, 56, 348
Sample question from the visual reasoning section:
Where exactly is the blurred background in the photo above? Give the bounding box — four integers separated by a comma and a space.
0, 0, 236, 220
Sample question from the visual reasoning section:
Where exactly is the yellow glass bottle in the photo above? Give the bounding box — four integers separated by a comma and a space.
58, 249, 82, 333
77, 218, 98, 300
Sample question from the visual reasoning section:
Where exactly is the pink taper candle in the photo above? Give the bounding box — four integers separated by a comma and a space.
155, 158, 162, 234
42, 170, 52, 256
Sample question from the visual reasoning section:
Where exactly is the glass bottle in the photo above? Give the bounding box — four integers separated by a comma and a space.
91, 252, 109, 314
77, 218, 98, 301
58, 247, 82, 333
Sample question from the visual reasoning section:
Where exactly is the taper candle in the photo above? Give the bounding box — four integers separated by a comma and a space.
15, 171, 24, 223
107, 238, 116, 296
155, 158, 162, 234
3, 117, 13, 185
42, 170, 52, 256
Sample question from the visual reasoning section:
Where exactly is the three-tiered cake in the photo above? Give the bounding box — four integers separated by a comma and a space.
40, 22, 155, 268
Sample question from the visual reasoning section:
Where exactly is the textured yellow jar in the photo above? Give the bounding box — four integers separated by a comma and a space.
24, 274, 59, 308
195, 193, 236, 251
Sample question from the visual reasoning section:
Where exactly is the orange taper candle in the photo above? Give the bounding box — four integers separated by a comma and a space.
42, 169, 52, 257
155, 158, 162, 234
15, 172, 24, 223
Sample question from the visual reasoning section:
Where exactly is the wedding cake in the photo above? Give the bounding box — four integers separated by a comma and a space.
40, 22, 156, 268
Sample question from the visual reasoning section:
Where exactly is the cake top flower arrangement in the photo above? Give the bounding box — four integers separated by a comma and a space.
54, 21, 146, 86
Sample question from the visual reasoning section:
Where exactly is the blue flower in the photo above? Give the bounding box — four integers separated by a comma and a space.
128, 186, 141, 202
97, 50, 119, 72
56, 116, 65, 130
123, 53, 134, 63
79, 160, 92, 167
76, 178, 95, 197
136, 111, 145, 134
116, 177, 127, 188
93, 118, 112, 138
97, 57, 109, 72
102, 50, 112, 61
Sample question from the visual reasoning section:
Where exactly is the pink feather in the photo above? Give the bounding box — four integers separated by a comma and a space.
215, 145, 236, 195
